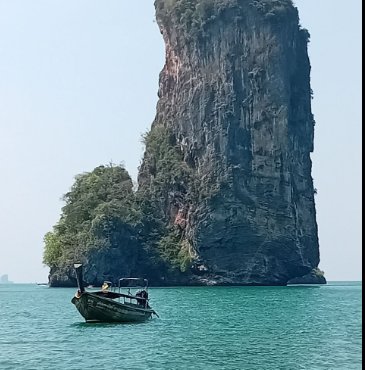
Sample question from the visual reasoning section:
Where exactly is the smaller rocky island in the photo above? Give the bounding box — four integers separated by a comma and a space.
0, 274, 14, 284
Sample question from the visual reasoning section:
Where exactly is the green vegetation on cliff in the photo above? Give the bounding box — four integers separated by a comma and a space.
158, 0, 295, 36
140, 125, 193, 195
157, 0, 238, 38
137, 125, 194, 273
44, 127, 195, 282
43, 165, 140, 272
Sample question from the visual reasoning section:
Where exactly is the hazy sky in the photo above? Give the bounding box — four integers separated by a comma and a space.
0, 1, 362, 283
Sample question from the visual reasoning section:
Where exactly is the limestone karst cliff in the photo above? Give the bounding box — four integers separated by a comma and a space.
138, 0, 321, 285
46, 0, 324, 287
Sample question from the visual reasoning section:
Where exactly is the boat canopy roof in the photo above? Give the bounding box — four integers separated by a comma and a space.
93, 291, 148, 301
118, 278, 148, 288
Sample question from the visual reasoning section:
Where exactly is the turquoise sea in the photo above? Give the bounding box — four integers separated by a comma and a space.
0, 282, 362, 370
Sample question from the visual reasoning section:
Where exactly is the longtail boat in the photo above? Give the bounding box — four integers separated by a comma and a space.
71, 264, 158, 323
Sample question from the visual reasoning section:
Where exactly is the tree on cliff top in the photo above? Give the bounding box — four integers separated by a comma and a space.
43, 164, 140, 270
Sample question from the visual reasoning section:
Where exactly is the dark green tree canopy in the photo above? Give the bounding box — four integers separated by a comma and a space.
43, 165, 138, 270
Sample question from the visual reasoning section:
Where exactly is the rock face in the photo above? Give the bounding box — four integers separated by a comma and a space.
48, 224, 142, 287
139, 0, 321, 285
288, 268, 327, 285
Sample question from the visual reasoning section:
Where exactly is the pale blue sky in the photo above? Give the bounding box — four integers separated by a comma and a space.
0, 1, 361, 283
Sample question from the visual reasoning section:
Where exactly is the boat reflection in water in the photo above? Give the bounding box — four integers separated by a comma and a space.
71, 264, 158, 323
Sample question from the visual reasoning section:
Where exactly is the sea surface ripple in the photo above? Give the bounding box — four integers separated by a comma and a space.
0, 282, 361, 370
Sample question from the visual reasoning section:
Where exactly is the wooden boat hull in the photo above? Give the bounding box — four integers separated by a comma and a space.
71, 292, 153, 323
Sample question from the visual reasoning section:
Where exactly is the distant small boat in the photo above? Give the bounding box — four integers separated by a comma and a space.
36, 283, 48, 286
71, 264, 158, 323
